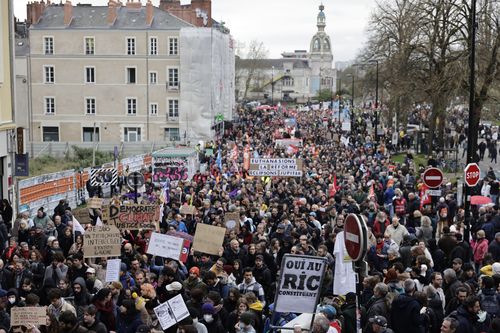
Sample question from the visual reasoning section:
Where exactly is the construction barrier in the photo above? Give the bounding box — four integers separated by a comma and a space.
17, 153, 155, 216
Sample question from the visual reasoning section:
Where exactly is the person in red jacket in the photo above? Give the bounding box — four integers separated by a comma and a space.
472, 230, 489, 272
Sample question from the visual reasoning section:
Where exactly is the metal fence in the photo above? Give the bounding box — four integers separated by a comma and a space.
28, 141, 182, 159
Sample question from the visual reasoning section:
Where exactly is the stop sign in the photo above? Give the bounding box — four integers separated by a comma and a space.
344, 214, 368, 262
464, 163, 481, 187
422, 167, 444, 188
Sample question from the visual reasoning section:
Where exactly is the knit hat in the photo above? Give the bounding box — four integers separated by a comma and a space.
369, 315, 388, 327
493, 262, 500, 275
202, 303, 215, 315
189, 267, 200, 277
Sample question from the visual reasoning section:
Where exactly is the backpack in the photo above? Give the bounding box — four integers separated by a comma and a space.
480, 293, 499, 318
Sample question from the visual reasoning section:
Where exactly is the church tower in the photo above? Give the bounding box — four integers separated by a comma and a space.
309, 4, 335, 95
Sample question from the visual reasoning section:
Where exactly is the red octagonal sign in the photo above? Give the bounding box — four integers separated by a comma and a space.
422, 167, 444, 188
464, 163, 480, 187
344, 214, 367, 262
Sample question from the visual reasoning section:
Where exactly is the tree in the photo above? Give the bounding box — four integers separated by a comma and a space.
239, 40, 269, 100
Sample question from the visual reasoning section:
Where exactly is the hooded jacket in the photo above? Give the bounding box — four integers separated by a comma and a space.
390, 294, 423, 333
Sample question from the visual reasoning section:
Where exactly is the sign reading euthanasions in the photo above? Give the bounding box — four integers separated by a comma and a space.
274, 254, 327, 314
248, 158, 303, 177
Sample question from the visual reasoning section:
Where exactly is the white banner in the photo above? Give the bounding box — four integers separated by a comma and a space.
154, 294, 190, 330
105, 259, 121, 282
147, 233, 184, 261
274, 255, 327, 314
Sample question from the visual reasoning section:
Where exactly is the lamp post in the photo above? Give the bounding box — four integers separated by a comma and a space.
464, 0, 478, 242
347, 74, 355, 131
271, 66, 275, 106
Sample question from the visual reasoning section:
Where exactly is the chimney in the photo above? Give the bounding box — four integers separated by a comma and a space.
108, 0, 117, 25
126, 0, 142, 9
27, 1, 46, 26
63, 0, 73, 26
146, 0, 153, 26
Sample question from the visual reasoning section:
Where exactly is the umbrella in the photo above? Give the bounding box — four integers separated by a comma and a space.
470, 195, 492, 205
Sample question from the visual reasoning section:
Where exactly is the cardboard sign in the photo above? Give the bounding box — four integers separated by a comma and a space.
274, 254, 327, 314
249, 158, 303, 177
224, 212, 240, 232
105, 259, 121, 282
102, 204, 160, 230
179, 205, 196, 215
147, 233, 184, 261
88, 197, 103, 209
72, 208, 92, 225
192, 223, 226, 255
11, 307, 47, 327
154, 294, 190, 330
83, 225, 122, 258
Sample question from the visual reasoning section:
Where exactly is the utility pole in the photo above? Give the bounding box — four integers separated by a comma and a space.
371, 60, 379, 150
338, 77, 342, 123
464, 0, 478, 242
271, 66, 275, 106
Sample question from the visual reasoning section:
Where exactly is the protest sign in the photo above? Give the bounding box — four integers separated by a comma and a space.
152, 157, 189, 183
72, 208, 92, 225
83, 225, 121, 258
11, 307, 47, 327
275, 138, 303, 148
274, 254, 327, 314
166, 231, 192, 263
102, 204, 159, 230
105, 259, 121, 282
249, 158, 303, 177
224, 212, 240, 232
154, 294, 189, 330
192, 223, 225, 255
147, 233, 184, 261
88, 197, 103, 209
179, 205, 196, 215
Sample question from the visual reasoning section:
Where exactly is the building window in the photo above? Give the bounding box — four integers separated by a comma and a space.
313, 38, 320, 52
149, 71, 157, 84
127, 37, 136, 55
169, 37, 178, 55
168, 99, 179, 118
85, 37, 95, 55
44, 65, 54, 83
127, 67, 136, 84
127, 98, 137, 115
124, 127, 141, 142
168, 68, 179, 89
42, 127, 59, 142
149, 103, 158, 116
44, 97, 55, 114
82, 127, 99, 142
85, 98, 96, 115
44, 36, 54, 55
85, 67, 95, 83
283, 77, 294, 87
164, 128, 180, 141
149, 37, 158, 55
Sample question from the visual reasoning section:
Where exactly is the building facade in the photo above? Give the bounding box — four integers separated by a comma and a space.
20, 0, 234, 145
0, 0, 16, 201
235, 4, 336, 103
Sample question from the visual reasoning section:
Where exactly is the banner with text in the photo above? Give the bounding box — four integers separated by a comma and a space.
147, 233, 184, 261
83, 225, 122, 258
102, 204, 160, 230
249, 158, 303, 177
11, 307, 47, 327
274, 254, 327, 314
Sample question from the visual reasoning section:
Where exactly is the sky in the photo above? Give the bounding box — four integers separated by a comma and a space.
14, 0, 376, 62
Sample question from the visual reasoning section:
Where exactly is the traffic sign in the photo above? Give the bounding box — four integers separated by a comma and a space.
344, 214, 368, 262
422, 167, 444, 188
464, 163, 480, 187
127, 171, 145, 188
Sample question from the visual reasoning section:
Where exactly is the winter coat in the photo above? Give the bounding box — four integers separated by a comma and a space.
390, 294, 423, 333
453, 305, 478, 333
472, 238, 489, 263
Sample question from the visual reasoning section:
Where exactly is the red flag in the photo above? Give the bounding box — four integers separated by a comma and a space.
368, 184, 375, 199
329, 175, 338, 198
420, 184, 431, 209
231, 144, 239, 161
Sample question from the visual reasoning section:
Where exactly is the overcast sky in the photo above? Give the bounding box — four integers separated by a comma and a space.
14, 0, 376, 62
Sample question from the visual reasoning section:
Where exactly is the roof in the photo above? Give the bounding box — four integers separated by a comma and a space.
15, 38, 30, 56
31, 5, 193, 30
236, 57, 310, 70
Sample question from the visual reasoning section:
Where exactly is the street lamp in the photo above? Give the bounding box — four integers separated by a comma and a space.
464, 0, 478, 242
337, 77, 342, 123
271, 66, 275, 106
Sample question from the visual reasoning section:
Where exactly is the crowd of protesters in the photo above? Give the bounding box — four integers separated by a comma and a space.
0, 104, 498, 333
